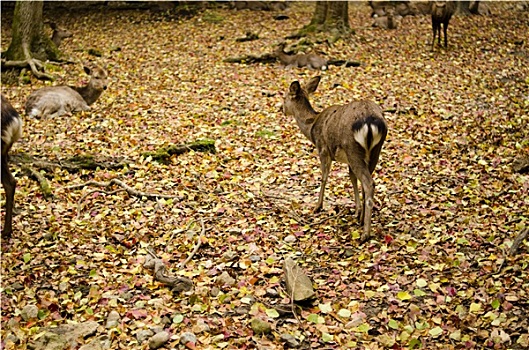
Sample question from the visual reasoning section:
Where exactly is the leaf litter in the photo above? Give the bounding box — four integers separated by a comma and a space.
1, 2, 528, 349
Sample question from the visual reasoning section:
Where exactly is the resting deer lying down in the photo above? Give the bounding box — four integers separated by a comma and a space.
25, 65, 108, 118
50, 22, 73, 47
282, 76, 388, 242
274, 43, 328, 70
1, 94, 23, 238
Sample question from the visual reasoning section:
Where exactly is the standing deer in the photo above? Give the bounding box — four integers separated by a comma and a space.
282, 76, 388, 242
50, 22, 73, 47
274, 43, 328, 71
1, 95, 23, 238
25, 65, 108, 118
430, 1, 456, 50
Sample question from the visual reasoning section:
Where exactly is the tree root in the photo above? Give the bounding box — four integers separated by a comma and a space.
21, 165, 53, 198
12, 153, 130, 173
65, 179, 181, 200
509, 227, 528, 256
145, 249, 194, 293
1, 58, 55, 81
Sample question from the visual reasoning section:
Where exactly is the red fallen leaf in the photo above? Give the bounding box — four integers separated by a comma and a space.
384, 235, 393, 244
446, 286, 457, 296
185, 342, 196, 349
127, 309, 148, 319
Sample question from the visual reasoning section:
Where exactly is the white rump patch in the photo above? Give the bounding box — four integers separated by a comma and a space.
1, 117, 23, 145
353, 124, 369, 150
370, 124, 383, 151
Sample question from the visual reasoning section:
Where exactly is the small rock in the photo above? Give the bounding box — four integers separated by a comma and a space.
119, 292, 133, 301
106, 310, 121, 329
281, 333, 300, 348
192, 319, 210, 334
136, 329, 154, 344
283, 235, 297, 243
250, 318, 272, 335
216, 271, 236, 286
249, 255, 261, 262
21, 305, 39, 321
266, 288, 279, 298
210, 286, 220, 297
79, 341, 103, 350
148, 331, 170, 350
149, 326, 165, 335
7, 318, 19, 329
4, 334, 19, 345
97, 335, 112, 349
29, 332, 68, 350
10, 282, 24, 291
180, 332, 197, 346
222, 250, 238, 261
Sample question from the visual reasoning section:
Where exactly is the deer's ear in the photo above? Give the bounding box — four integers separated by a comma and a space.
305, 76, 321, 94
289, 81, 301, 96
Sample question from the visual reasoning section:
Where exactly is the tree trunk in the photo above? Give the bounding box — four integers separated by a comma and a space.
298, 1, 351, 40
3, 0, 59, 79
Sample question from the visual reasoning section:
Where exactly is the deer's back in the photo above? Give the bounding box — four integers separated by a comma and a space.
312, 100, 385, 153
26, 86, 89, 118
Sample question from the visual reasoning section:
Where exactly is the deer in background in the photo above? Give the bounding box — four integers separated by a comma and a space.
372, 6, 398, 30
282, 76, 387, 242
50, 22, 73, 47
430, 1, 456, 50
274, 43, 328, 71
1, 95, 23, 238
25, 64, 108, 118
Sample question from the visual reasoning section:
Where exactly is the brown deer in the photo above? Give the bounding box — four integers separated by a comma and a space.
1, 95, 23, 238
372, 6, 398, 30
430, 1, 456, 50
25, 65, 108, 118
50, 22, 73, 47
274, 43, 328, 71
282, 76, 388, 242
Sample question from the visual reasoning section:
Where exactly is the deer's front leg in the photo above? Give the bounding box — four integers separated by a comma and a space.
314, 150, 332, 213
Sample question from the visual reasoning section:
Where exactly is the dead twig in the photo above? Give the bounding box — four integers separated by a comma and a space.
178, 219, 205, 269
65, 179, 180, 200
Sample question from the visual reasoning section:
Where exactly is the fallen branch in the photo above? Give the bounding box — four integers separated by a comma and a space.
145, 249, 193, 293
509, 227, 528, 256
141, 139, 216, 162
65, 179, 180, 200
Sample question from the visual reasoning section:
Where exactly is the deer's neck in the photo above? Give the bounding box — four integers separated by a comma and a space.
73, 85, 102, 105
276, 50, 296, 65
293, 101, 319, 144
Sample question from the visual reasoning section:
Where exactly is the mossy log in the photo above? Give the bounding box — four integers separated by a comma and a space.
141, 139, 216, 162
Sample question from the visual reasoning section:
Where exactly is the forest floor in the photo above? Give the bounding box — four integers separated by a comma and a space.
1, 2, 528, 349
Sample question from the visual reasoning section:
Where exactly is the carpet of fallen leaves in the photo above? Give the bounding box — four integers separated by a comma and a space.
1, 2, 528, 349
